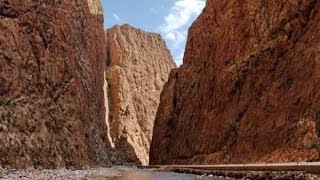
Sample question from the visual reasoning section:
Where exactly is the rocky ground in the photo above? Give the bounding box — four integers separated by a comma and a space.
0, 167, 227, 180
1, 166, 319, 180
0, 167, 120, 180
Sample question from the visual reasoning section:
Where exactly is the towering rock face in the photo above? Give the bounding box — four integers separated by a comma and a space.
150, 0, 320, 164
0, 0, 110, 168
105, 25, 176, 165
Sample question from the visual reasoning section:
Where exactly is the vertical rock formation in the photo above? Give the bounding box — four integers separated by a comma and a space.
105, 25, 176, 165
0, 0, 110, 168
150, 0, 320, 164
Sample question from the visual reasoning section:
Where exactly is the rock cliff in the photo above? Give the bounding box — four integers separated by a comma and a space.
0, 0, 110, 168
150, 0, 320, 164
105, 25, 176, 165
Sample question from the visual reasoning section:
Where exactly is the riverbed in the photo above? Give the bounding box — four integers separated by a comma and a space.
0, 166, 230, 180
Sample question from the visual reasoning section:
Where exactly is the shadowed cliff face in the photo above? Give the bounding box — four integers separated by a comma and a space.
105, 25, 176, 165
150, 0, 320, 165
0, 0, 110, 168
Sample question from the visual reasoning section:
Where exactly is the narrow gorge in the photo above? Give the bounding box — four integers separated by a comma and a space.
1, 1, 320, 178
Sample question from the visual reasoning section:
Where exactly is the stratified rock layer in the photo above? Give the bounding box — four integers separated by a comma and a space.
0, 0, 110, 168
105, 25, 176, 165
150, 0, 320, 164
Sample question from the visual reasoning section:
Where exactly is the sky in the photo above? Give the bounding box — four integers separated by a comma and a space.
101, 0, 206, 65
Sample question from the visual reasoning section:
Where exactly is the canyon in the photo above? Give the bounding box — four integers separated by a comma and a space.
150, 0, 320, 165
1, 0, 320, 173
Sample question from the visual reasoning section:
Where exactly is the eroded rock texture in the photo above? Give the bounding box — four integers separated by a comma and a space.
105, 25, 176, 165
150, 0, 320, 164
0, 0, 110, 168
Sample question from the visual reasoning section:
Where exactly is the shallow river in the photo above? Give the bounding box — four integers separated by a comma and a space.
0, 166, 230, 180
89, 168, 228, 180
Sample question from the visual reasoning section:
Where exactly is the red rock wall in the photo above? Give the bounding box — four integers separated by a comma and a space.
0, 0, 110, 168
150, 0, 320, 165
105, 25, 176, 165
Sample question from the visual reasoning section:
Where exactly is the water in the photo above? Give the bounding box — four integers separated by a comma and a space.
89, 168, 228, 180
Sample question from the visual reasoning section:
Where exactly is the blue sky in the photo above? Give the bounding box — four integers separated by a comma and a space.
101, 0, 205, 65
